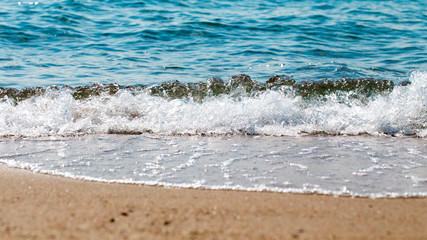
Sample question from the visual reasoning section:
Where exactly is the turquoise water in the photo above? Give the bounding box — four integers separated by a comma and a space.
1, 0, 426, 88
1, 0, 426, 197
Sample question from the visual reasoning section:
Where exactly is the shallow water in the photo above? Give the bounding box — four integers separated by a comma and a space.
1, 134, 426, 197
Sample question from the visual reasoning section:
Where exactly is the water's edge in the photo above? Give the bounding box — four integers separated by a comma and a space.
1, 163, 425, 199
1, 134, 426, 199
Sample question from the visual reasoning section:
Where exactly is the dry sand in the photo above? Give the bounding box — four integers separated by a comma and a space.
0, 164, 426, 240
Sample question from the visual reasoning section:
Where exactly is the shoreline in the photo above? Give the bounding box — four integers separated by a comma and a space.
1, 165, 426, 239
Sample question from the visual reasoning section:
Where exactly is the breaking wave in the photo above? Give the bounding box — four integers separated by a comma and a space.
1, 71, 426, 138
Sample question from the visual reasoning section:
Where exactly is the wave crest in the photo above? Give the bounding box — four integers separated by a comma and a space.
0, 73, 426, 137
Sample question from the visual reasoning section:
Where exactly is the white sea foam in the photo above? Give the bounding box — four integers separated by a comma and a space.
1, 71, 426, 137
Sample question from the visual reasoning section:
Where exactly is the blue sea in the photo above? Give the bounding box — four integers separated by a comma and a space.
1, 0, 426, 197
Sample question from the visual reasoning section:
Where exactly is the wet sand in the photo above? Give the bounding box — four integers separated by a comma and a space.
0, 165, 426, 240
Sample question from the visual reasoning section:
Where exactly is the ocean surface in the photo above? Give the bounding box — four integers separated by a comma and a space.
1, 0, 426, 197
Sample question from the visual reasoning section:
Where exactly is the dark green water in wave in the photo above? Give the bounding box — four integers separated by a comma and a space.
0, 75, 396, 103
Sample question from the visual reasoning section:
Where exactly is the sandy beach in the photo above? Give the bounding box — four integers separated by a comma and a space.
0, 164, 426, 240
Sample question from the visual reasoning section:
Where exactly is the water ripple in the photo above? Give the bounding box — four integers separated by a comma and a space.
0, 0, 426, 88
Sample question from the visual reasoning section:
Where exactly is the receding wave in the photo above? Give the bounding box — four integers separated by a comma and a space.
0, 71, 426, 137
